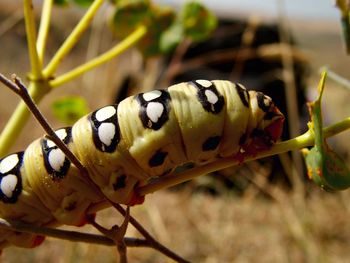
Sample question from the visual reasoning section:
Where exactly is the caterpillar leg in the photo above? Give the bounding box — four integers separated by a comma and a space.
127, 191, 145, 206
88, 206, 130, 255
0, 228, 45, 249
234, 93, 285, 162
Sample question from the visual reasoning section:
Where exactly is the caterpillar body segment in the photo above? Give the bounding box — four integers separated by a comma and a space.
0, 129, 103, 248
72, 107, 147, 205
0, 80, 284, 249
26, 129, 102, 225
118, 89, 187, 177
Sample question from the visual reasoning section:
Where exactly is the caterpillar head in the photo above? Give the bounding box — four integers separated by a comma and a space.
238, 91, 284, 159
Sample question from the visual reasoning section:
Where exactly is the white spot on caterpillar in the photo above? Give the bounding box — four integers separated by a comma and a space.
95, 106, 117, 122
0, 154, 19, 174
146, 102, 164, 123
196, 79, 212, 88
1, 174, 18, 198
48, 148, 66, 172
46, 139, 56, 148
264, 95, 272, 101
143, 90, 162, 101
46, 129, 68, 148
98, 123, 116, 146
55, 128, 68, 141
264, 96, 272, 107
205, 89, 218, 104
244, 90, 249, 104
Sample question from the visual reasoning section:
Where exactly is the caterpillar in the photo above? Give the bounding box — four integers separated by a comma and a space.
0, 80, 284, 249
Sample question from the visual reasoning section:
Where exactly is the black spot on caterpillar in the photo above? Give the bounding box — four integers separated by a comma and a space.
149, 150, 168, 167
202, 136, 221, 151
113, 175, 127, 190
0, 80, 284, 249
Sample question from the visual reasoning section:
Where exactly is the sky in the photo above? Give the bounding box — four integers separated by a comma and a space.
156, 0, 340, 22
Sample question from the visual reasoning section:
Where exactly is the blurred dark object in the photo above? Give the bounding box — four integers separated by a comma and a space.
163, 18, 310, 140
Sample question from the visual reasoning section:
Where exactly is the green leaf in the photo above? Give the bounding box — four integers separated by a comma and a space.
160, 21, 184, 53
73, 0, 95, 7
112, 0, 176, 57
136, 6, 175, 56
54, 0, 69, 6
302, 70, 350, 191
112, 0, 151, 38
180, 1, 217, 42
52, 96, 90, 125
111, 1, 216, 56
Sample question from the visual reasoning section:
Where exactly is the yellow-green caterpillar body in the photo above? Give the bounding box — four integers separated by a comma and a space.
0, 80, 284, 249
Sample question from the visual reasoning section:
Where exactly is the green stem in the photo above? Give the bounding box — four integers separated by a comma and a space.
138, 117, 350, 196
42, 0, 104, 78
0, 0, 107, 156
312, 71, 326, 148
23, 0, 42, 78
0, 81, 49, 157
37, 0, 53, 62
50, 26, 147, 88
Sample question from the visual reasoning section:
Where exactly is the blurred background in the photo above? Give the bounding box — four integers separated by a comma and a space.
0, 0, 350, 262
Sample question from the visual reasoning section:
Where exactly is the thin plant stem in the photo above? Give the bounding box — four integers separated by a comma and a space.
37, 0, 53, 62
17, 76, 90, 176
23, 0, 43, 78
50, 26, 147, 88
0, 74, 87, 174
137, 119, 350, 196
42, 0, 105, 77
109, 203, 190, 263
89, 208, 130, 263
0, 81, 48, 157
0, 215, 188, 259
323, 68, 350, 91
0, 218, 149, 247
0, 0, 49, 156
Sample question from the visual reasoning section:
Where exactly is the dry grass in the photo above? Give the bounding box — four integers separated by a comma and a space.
2, 188, 350, 263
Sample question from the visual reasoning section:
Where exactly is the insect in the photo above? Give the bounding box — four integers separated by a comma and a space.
0, 79, 284, 249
